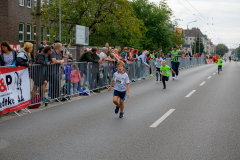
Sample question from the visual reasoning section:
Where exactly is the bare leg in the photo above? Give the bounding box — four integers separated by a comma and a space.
119, 99, 124, 113
32, 85, 38, 97
113, 96, 119, 107
41, 84, 47, 98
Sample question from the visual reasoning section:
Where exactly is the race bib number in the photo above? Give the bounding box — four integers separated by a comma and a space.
174, 57, 178, 61
115, 76, 124, 85
162, 70, 167, 75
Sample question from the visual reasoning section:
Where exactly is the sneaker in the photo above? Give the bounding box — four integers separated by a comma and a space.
42, 97, 50, 102
150, 74, 153, 77
172, 76, 175, 80
176, 76, 178, 79
119, 112, 124, 118
163, 85, 166, 89
115, 106, 120, 114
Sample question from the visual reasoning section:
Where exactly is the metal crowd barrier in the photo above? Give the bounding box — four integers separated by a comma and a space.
0, 56, 207, 115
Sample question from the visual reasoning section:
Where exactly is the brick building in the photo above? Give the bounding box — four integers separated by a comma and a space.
0, 0, 36, 45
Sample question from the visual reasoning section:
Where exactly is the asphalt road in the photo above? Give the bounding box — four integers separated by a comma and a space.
0, 61, 240, 160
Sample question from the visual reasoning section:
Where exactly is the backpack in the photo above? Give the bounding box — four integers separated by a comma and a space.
29, 94, 41, 109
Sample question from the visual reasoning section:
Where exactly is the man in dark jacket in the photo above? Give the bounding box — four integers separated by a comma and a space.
79, 47, 102, 92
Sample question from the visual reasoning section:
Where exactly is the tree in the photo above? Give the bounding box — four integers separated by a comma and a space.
191, 35, 205, 54
131, 0, 179, 53
32, 0, 145, 46
216, 44, 228, 57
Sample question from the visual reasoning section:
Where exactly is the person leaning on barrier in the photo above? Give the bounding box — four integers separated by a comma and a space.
49, 42, 64, 99
32, 46, 52, 102
0, 41, 17, 66
78, 47, 102, 91
16, 42, 33, 68
130, 49, 139, 61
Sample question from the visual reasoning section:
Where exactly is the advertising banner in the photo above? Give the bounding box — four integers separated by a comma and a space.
0, 67, 30, 114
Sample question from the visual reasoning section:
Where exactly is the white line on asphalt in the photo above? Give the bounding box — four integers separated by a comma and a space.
200, 81, 206, 86
150, 109, 175, 128
213, 73, 216, 75
207, 76, 212, 79
185, 90, 196, 98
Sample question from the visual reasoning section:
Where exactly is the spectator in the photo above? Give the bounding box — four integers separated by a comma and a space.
168, 51, 172, 58
16, 42, 33, 67
78, 47, 102, 92
68, 53, 73, 61
0, 41, 17, 66
63, 44, 70, 59
50, 42, 64, 99
38, 46, 44, 54
139, 51, 151, 77
32, 46, 52, 102
42, 40, 48, 47
157, 48, 164, 57
150, 51, 156, 60
62, 60, 72, 96
105, 43, 109, 48
70, 64, 82, 95
99, 47, 110, 61
131, 49, 139, 61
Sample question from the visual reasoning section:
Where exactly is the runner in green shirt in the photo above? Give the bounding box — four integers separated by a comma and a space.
160, 60, 175, 89
171, 45, 182, 80
217, 55, 223, 74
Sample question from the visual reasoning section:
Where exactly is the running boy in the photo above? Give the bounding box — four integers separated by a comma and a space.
160, 60, 175, 89
108, 61, 130, 118
155, 53, 163, 82
217, 55, 223, 74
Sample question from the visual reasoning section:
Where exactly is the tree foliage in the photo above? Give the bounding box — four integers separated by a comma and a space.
216, 44, 228, 57
31, 0, 184, 52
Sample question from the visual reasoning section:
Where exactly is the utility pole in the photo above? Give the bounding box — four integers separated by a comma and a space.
36, 0, 41, 54
194, 37, 196, 55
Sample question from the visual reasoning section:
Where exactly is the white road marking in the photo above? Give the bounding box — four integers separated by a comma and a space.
185, 90, 196, 98
150, 109, 175, 128
200, 81, 206, 86
213, 73, 216, 75
207, 76, 212, 79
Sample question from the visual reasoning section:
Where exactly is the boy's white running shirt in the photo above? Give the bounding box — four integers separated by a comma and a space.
113, 72, 130, 92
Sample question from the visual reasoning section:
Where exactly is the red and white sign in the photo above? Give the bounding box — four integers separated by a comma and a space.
0, 67, 30, 114
0, 44, 21, 53
206, 59, 213, 64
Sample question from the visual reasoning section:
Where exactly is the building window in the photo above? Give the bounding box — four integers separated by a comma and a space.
19, 23, 24, 42
19, 0, 24, 6
47, 29, 50, 41
27, 0, 31, 8
34, 26, 36, 40
27, 24, 31, 40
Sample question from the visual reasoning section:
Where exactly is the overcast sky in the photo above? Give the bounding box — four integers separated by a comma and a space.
149, 0, 240, 49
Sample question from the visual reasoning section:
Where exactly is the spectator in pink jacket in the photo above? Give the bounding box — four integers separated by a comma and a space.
70, 64, 82, 95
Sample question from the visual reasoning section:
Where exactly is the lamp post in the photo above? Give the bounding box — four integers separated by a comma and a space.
186, 20, 197, 52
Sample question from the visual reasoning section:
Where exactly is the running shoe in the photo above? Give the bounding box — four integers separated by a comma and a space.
150, 74, 153, 77
119, 112, 124, 118
176, 76, 178, 79
42, 97, 50, 102
163, 86, 166, 89
172, 76, 175, 80
115, 106, 120, 114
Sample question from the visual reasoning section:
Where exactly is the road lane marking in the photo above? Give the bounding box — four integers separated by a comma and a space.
185, 90, 196, 98
207, 76, 212, 79
150, 109, 175, 128
213, 73, 216, 75
200, 81, 206, 86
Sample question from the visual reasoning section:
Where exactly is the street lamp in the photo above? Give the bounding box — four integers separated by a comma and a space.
187, 20, 197, 52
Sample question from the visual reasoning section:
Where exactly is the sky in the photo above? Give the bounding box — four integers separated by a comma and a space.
149, 0, 240, 49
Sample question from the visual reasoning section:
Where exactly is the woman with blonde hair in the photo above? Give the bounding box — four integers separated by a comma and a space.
16, 42, 33, 67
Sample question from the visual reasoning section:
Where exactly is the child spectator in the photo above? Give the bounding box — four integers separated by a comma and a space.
63, 60, 72, 95
108, 61, 130, 118
68, 54, 73, 61
70, 64, 82, 95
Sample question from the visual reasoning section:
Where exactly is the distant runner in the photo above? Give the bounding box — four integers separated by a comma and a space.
160, 60, 175, 89
171, 45, 182, 80
217, 55, 223, 74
